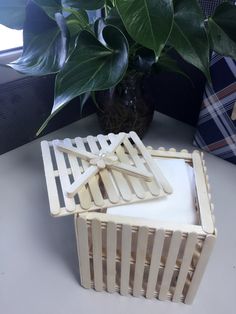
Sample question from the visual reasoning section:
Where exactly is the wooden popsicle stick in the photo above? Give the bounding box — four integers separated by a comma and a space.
106, 133, 126, 154
172, 232, 198, 302
150, 149, 192, 160
108, 162, 153, 181
41, 141, 61, 216
75, 216, 91, 289
56, 143, 97, 160
123, 136, 160, 196
146, 229, 165, 299
192, 150, 214, 234
184, 235, 216, 304
96, 134, 132, 201
133, 226, 149, 297
52, 140, 76, 212
159, 231, 182, 301
83, 212, 205, 234
74, 137, 104, 207
91, 219, 103, 291
64, 138, 91, 209
129, 131, 173, 194
66, 165, 99, 198
108, 133, 146, 199
120, 224, 132, 296
106, 221, 117, 293
87, 135, 119, 204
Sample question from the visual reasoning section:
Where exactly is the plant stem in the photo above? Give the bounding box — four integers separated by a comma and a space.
104, 1, 108, 17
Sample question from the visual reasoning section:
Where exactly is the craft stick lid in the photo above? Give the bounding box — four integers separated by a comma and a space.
41, 132, 172, 217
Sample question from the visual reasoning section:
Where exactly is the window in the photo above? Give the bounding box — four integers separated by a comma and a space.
0, 25, 23, 84
0, 24, 23, 52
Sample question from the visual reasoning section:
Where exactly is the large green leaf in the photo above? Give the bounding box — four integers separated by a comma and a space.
94, 18, 107, 45
65, 8, 89, 30
169, 0, 210, 81
62, 0, 105, 10
54, 26, 128, 111
33, 0, 61, 19
0, 0, 27, 29
105, 7, 126, 32
37, 25, 128, 135
66, 9, 89, 52
115, 0, 173, 57
8, 13, 68, 75
105, 7, 134, 44
208, 2, 236, 60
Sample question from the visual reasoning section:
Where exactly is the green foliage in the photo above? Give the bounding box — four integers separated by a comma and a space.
53, 26, 128, 116
9, 13, 68, 75
33, 0, 62, 19
169, 0, 210, 81
63, 0, 105, 10
0, 0, 236, 134
208, 2, 236, 60
116, 0, 174, 58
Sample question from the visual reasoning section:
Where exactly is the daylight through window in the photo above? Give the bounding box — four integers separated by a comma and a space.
0, 24, 23, 51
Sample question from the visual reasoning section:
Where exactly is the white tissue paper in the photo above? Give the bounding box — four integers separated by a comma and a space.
107, 158, 198, 225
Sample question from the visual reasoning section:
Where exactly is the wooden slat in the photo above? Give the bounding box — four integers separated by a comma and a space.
159, 230, 182, 301
64, 138, 91, 209
92, 219, 103, 291
74, 137, 104, 207
133, 226, 149, 297
146, 229, 165, 299
90, 135, 119, 204
66, 165, 98, 198
106, 133, 126, 154
108, 133, 146, 199
185, 234, 216, 304
99, 134, 132, 201
82, 212, 206, 235
172, 232, 198, 302
149, 149, 192, 160
130, 131, 173, 194
109, 160, 153, 180
75, 216, 91, 288
120, 143, 192, 161
106, 221, 117, 293
52, 140, 76, 212
123, 136, 160, 196
120, 224, 132, 296
41, 141, 61, 216
192, 150, 214, 234
56, 143, 96, 160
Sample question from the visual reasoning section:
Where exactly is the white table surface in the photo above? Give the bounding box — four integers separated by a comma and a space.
1, 113, 236, 314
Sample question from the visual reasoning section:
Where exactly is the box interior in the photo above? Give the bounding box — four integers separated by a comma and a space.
106, 157, 200, 226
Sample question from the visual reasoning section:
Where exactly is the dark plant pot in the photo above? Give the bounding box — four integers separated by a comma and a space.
96, 73, 154, 138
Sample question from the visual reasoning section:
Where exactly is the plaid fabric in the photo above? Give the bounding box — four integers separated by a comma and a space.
193, 54, 236, 164
198, 0, 226, 17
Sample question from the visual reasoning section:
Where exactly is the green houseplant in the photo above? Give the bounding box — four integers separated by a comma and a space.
1, 0, 236, 136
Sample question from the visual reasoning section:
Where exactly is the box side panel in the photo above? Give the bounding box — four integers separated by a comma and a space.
75, 216, 213, 303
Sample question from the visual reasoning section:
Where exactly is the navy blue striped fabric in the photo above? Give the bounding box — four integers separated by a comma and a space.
193, 54, 236, 164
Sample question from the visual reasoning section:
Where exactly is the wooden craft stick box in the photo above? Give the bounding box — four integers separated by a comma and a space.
41, 132, 216, 304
